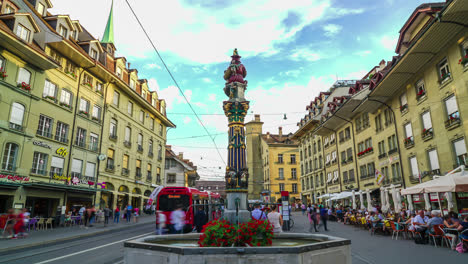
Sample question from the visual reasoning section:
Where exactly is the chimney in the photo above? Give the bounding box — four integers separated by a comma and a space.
266, 132, 270, 139
166, 145, 171, 151
279, 127, 283, 140
254, 114, 260, 122
127, 62, 131, 69
178, 152, 183, 159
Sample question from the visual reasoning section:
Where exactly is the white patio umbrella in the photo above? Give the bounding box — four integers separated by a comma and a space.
380, 188, 387, 212
384, 189, 391, 212
395, 189, 402, 213
359, 191, 365, 210
352, 190, 356, 209
366, 189, 372, 212
406, 194, 414, 212
390, 185, 397, 212
423, 193, 431, 211
445, 192, 454, 210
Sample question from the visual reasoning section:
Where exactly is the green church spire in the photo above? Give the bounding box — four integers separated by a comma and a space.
101, 0, 114, 44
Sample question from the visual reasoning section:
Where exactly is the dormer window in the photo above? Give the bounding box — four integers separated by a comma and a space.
16, 24, 31, 42
116, 67, 122, 79
90, 49, 98, 60
5, 5, 15, 14
59, 25, 68, 38
74, 31, 79, 40
130, 79, 135, 90
142, 90, 146, 99
37, 3, 45, 16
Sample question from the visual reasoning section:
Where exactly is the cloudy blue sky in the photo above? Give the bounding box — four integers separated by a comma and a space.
51, 0, 442, 180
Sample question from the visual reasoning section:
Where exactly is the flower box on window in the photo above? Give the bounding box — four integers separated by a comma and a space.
60, 102, 71, 109
399, 104, 408, 112
83, 82, 93, 88
91, 116, 100, 122
421, 128, 433, 140
445, 112, 460, 129
79, 110, 89, 117
357, 147, 373, 157
45, 95, 56, 102
65, 71, 76, 78
416, 89, 426, 101
96, 89, 103, 96
17, 82, 31, 91
0, 67, 7, 79
440, 72, 451, 83
404, 136, 414, 148
459, 55, 468, 67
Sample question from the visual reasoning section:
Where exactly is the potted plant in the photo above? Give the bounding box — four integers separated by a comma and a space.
45, 95, 56, 101
18, 82, 31, 91
0, 67, 7, 80
440, 72, 451, 82
459, 54, 468, 66
79, 110, 89, 116
84, 82, 93, 88
60, 102, 71, 109
65, 71, 76, 78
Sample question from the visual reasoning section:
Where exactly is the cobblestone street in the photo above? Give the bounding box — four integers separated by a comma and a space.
289, 212, 468, 263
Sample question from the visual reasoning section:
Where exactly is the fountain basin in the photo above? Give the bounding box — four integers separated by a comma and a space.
124, 233, 351, 264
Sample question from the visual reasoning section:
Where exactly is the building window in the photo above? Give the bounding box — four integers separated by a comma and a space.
2, 143, 19, 171
399, 93, 408, 112
122, 154, 129, 170
89, 133, 99, 151
43, 80, 57, 99
9, 103, 25, 131
331, 151, 337, 163
107, 149, 115, 170
453, 138, 467, 167
92, 105, 101, 121
291, 168, 297, 179
140, 110, 145, 123
127, 102, 133, 116
349, 169, 355, 182
421, 111, 433, 138
415, 79, 426, 100
79, 98, 90, 114
83, 73, 93, 87
438, 58, 451, 81
150, 118, 155, 130
17, 68, 31, 85
388, 134, 397, 153
156, 168, 161, 184
375, 114, 382, 132
55, 122, 69, 143
147, 163, 152, 180
5, 5, 15, 13
113, 91, 120, 106
37, 114, 53, 138
135, 159, 142, 178
142, 90, 146, 99
279, 183, 285, 192
75, 127, 86, 147
85, 162, 96, 179
290, 154, 296, 164
64, 60, 77, 77
37, 3, 45, 15
124, 127, 131, 145
16, 24, 31, 42
384, 109, 393, 126
158, 144, 162, 160
109, 119, 117, 138
58, 25, 68, 38
148, 139, 153, 156
50, 156, 64, 176
404, 123, 413, 146
391, 163, 401, 181
116, 67, 122, 78
292, 183, 297, 193
130, 79, 136, 90
60, 89, 73, 107
96, 82, 103, 94
409, 156, 419, 179
159, 124, 163, 136
427, 149, 440, 172
277, 154, 283, 163
378, 141, 386, 157
444, 95, 459, 123
137, 134, 143, 152
32, 152, 48, 175
71, 159, 83, 178
168, 174, 176, 183
367, 163, 375, 178
90, 49, 98, 60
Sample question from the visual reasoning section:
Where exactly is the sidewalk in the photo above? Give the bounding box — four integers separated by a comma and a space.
0, 214, 155, 253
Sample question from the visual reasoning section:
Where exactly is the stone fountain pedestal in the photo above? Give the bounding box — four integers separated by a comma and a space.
223, 192, 251, 224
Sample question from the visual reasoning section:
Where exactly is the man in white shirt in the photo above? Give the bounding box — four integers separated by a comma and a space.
413, 210, 428, 232
170, 205, 186, 234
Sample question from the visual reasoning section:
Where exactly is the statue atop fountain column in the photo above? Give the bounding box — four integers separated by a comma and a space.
223, 49, 250, 192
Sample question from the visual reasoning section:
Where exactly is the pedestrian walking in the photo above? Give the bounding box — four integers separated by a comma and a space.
194, 206, 207, 233
267, 205, 283, 233
89, 206, 96, 227
308, 205, 318, 232
114, 207, 120, 223
156, 210, 167, 235
103, 206, 111, 226
301, 203, 306, 215
126, 204, 133, 223
251, 204, 266, 220
134, 207, 139, 223
318, 205, 329, 231
170, 205, 186, 234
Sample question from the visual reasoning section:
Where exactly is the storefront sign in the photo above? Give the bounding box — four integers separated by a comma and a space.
456, 192, 468, 200
53, 174, 71, 181
379, 155, 400, 167
430, 193, 441, 202
328, 186, 340, 192
33, 140, 51, 149
413, 194, 422, 203
0, 174, 30, 182
56, 147, 68, 157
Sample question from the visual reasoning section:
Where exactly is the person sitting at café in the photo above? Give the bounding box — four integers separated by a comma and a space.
448, 211, 460, 225
426, 210, 443, 235
457, 215, 468, 240
406, 212, 416, 231
413, 210, 428, 234
251, 203, 266, 220
443, 215, 459, 228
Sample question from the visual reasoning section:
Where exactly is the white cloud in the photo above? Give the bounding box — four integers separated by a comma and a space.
380, 35, 398, 51
183, 116, 192, 124
322, 24, 343, 37
156, 86, 193, 110
147, 78, 160, 92
343, 70, 368, 80
290, 48, 321, 61
354, 50, 371, 57
145, 63, 162, 70
202, 78, 212, 83
194, 102, 208, 109
208, 94, 217, 101
50, 0, 365, 64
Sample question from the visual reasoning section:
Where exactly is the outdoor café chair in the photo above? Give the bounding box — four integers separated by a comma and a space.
45, 218, 53, 230
28, 218, 37, 231
37, 218, 45, 230
390, 221, 405, 240
429, 224, 444, 247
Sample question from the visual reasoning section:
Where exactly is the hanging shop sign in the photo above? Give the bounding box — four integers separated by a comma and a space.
328, 185, 340, 192
413, 194, 422, 203
53, 174, 71, 181
0, 174, 30, 182
33, 140, 52, 149
56, 147, 68, 157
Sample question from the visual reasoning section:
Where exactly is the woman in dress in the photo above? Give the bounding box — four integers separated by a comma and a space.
267, 205, 283, 233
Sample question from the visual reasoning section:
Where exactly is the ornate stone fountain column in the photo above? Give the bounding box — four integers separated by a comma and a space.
222, 49, 251, 224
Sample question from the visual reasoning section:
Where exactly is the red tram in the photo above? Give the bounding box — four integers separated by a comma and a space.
156, 187, 221, 230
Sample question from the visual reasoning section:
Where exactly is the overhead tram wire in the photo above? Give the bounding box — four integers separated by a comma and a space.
124, 0, 226, 166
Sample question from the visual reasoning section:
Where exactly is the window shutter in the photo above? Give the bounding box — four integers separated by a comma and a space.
405, 123, 413, 138
51, 157, 64, 168
428, 150, 440, 170
71, 159, 82, 173
454, 139, 467, 156
422, 112, 432, 129
445, 96, 458, 115
400, 93, 407, 106
85, 162, 96, 177
410, 157, 418, 176
107, 149, 114, 159
10, 103, 25, 125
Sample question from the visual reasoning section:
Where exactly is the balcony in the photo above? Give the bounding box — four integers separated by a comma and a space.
106, 163, 115, 172
124, 141, 132, 148
388, 148, 398, 155
404, 136, 414, 149
421, 128, 433, 141
135, 171, 142, 180
9, 122, 23, 131
445, 112, 461, 130
109, 134, 118, 141
122, 168, 129, 175
137, 145, 143, 153
146, 175, 152, 183
31, 168, 47, 176
378, 153, 387, 159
